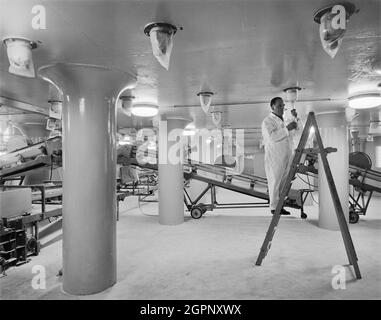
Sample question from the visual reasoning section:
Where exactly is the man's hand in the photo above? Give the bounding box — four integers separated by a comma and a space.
286, 121, 297, 131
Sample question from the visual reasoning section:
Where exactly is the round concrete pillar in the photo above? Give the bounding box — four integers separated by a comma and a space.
374, 136, 381, 169
158, 116, 190, 225
316, 112, 349, 230
38, 63, 136, 295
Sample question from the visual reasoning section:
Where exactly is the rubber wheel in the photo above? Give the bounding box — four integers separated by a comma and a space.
301, 213, 307, 219
349, 211, 359, 224
198, 203, 207, 214
191, 207, 203, 219
26, 237, 37, 252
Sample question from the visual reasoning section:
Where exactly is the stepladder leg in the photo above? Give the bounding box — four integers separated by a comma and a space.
311, 114, 361, 280
255, 223, 279, 266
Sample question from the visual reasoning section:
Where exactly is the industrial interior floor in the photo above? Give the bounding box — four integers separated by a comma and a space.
1, 190, 381, 300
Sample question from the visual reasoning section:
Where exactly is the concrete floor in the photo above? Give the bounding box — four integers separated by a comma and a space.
1, 190, 381, 300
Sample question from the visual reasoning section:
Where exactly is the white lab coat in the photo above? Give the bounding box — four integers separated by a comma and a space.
261, 113, 294, 210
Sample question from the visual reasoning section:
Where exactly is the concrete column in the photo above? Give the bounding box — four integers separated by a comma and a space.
158, 116, 189, 225
38, 63, 136, 295
374, 136, 381, 169
316, 112, 349, 230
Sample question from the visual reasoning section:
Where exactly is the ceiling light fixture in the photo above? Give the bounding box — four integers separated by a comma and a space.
3, 37, 39, 78
348, 93, 381, 109
197, 91, 214, 113
131, 103, 159, 117
144, 22, 178, 70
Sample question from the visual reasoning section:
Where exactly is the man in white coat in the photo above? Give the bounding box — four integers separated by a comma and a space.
261, 97, 298, 215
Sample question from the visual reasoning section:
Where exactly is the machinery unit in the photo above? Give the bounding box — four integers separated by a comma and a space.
0, 218, 27, 275
349, 152, 381, 223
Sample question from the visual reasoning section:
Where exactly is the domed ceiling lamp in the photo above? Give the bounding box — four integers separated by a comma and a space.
131, 102, 159, 117
313, 2, 357, 58
144, 22, 178, 70
348, 92, 381, 109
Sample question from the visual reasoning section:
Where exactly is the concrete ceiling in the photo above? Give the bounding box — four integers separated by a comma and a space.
0, 0, 380, 136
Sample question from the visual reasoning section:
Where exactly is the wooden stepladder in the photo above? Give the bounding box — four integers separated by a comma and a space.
255, 112, 361, 280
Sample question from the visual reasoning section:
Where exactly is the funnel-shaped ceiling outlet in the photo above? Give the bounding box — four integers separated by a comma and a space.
183, 122, 196, 136
46, 117, 62, 131
3, 37, 38, 78
371, 57, 381, 75
48, 100, 62, 120
211, 111, 223, 127
319, 11, 345, 58
283, 86, 301, 109
369, 121, 381, 136
369, 111, 381, 136
350, 130, 359, 140
313, 3, 356, 59
144, 22, 177, 70
345, 107, 359, 123
120, 95, 135, 117
197, 91, 214, 113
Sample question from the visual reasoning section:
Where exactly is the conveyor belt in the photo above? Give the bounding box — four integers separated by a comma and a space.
349, 165, 381, 195
0, 156, 51, 180
0, 137, 62, 183
129, 159, 310, 212
32, 186, 63, 201
129, 158, 270, 198
183, 161, 270, 200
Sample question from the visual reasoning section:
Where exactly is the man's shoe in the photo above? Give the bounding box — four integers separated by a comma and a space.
271, 209, 291, 215
281, 208, 291, 215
